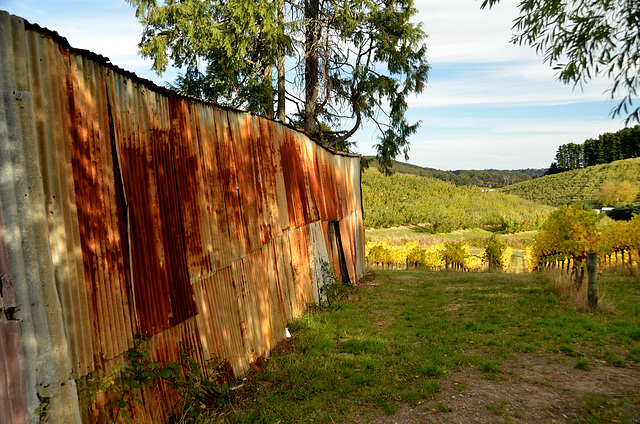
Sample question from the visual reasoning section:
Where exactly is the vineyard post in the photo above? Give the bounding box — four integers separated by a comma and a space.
587, 251, 598, 309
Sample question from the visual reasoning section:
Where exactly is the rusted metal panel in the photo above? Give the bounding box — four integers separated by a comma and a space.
298, 133, 321, 226
263, 241, 290, 344
272, 232, 297, 320
227, 110, 263, 253
317, 147, 339, 222
0, 206, 30, 424
193, 266, 250, 375
339, 214, 358, 284
145, 317, 206, 420
294, 134, 320, 227
230, 240, 295, 363
37, 31, 95, 378
280, 130, 308, 228
287, 226, 316, 308
268, 121, 293, 232
333, 154, 348, 219
247, 247, 275, 354
109, 74, 197, 337
199, 106, 238, 269
67, 53, 136, 366
170, 97, 217, 284
213, 108, 247, 261
0, 311, 30, 424
256, 118, 284, 244
307, 140, 328, 222
1, 12, 83, 422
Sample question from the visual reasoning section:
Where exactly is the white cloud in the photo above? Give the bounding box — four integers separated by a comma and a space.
412, 0, 616, 108
400, 113, 627, 170
416, 0, 527, 64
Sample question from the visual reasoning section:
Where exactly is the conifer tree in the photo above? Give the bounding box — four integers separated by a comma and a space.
126, 0, 429, 173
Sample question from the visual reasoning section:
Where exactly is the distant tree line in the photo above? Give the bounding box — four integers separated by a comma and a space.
547, 125, 640, 174
364, 157, 541, 187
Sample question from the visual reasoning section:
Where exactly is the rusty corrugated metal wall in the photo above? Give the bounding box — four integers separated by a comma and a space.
0, 11, 364, 424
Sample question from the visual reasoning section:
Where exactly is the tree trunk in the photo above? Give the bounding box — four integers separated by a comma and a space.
304, 0, 320, 138
264, 66, 275, 118
276, 0, 286, 121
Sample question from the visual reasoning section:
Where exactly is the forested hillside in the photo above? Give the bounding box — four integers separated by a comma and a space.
499, 157, 640, 207
361, 168, 552, 231
364, 157, 542, 187
547, 125, 640, 173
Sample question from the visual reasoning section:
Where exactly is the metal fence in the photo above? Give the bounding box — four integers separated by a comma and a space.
0, 11, 364, 423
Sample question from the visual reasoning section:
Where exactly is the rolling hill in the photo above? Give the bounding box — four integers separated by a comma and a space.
364, 156, 546, 188
498, 157, 640, 207
361, 168, 553, 231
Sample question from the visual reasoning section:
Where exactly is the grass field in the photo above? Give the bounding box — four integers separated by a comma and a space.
205, 270, 640, 424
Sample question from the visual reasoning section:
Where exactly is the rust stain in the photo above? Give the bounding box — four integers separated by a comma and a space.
170, 97, 217, 284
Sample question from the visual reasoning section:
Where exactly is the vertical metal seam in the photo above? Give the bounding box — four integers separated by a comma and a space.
166, 103, 194, 288
104, 75, 138, 334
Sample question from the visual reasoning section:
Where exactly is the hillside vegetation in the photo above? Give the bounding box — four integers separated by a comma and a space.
364, 157, 544, 187
499, 157, 640, 207
547, 125, 640, 173
361, 168, 552, 232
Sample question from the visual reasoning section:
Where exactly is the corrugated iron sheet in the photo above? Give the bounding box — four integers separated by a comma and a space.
1, 12, 83, 422
0, 10, 365, 423
0, 207, 31, 424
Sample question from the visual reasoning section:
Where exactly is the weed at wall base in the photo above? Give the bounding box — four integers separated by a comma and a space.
77, 335, 231, 423
319, 259, 353, 307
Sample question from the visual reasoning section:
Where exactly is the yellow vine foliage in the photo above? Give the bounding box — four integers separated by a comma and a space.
524, 246, 537, 272
500, 247, 513, 272
464, 255, 484, 271
365, 240, 447, 268
365, 240, 512, 272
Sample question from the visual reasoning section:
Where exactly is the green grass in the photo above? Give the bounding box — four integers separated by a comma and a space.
365, 227, 496, 245
579, 393, 640, 424
574, 357, 592, 371
204, 271, 640, 423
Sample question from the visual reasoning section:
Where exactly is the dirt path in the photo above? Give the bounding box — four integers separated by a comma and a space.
360, 355, 640, 423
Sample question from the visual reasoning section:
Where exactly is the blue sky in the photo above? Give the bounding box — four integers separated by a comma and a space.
1, 0, 631, 170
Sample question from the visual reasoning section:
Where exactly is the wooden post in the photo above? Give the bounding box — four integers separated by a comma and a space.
587, 251, 598, 310
488, 252, 493, 271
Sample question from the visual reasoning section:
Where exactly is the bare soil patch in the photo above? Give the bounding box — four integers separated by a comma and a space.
359, 355, 640, 424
